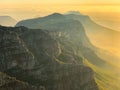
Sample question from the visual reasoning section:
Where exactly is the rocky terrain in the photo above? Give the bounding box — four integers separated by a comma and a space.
16, 13, 108, 67
0, 26, 98, 90
15, 12, 120, 90
0, 72, 42, 90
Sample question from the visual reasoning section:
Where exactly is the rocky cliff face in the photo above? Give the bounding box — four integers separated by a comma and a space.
0, 26, 98, 90
0, 27, 35, 71
0, 72, 43, 90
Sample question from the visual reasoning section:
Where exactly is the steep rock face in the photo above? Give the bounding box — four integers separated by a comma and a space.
0, 26, 98, 90
0, 72, 42, 90
0, 27, 35, 71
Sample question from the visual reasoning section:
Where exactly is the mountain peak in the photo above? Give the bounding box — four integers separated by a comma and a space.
52, 13, 63, 16
45, 13, 64, 19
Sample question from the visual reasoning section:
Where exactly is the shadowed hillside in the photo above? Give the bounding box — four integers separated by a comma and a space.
0, 26, 98, 90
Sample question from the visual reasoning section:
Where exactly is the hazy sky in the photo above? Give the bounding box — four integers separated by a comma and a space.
0, 0, 120, 20
1, 0, 120, 4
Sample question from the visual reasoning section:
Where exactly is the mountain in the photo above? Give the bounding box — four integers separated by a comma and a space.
16, 12, 120, 55
0, 26, 98, 90
16, 13, 107, 67
64, 11, 120, 64
0, 16, 17, 26
64, 11, 120, 57
16, 12, 120, 90
64, 12, 120, 90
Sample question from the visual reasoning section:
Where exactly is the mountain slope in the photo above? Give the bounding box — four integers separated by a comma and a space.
15, 12, 120, 90
0, 26, 98, 90
65, 12, 120, 57
0, 16, 17, 26
64, 12, 120, 90
16, 13, 108, 67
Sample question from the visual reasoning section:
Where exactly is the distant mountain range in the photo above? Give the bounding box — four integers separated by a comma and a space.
0, 16, 17, 26
15, 12, 120, 90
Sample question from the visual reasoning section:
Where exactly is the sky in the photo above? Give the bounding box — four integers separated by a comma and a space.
0, 0, 120, 4
0, 0, 120, 20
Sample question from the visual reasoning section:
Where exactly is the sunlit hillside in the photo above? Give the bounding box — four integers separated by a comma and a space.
84, 59, 120, 90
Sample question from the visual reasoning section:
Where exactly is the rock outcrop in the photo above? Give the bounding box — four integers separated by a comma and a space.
0, 26, 35, 71
0, 72, 43, 90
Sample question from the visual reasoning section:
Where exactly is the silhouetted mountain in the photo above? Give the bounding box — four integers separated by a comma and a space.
0, 16, 17, 26
0, 26, 98, 90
